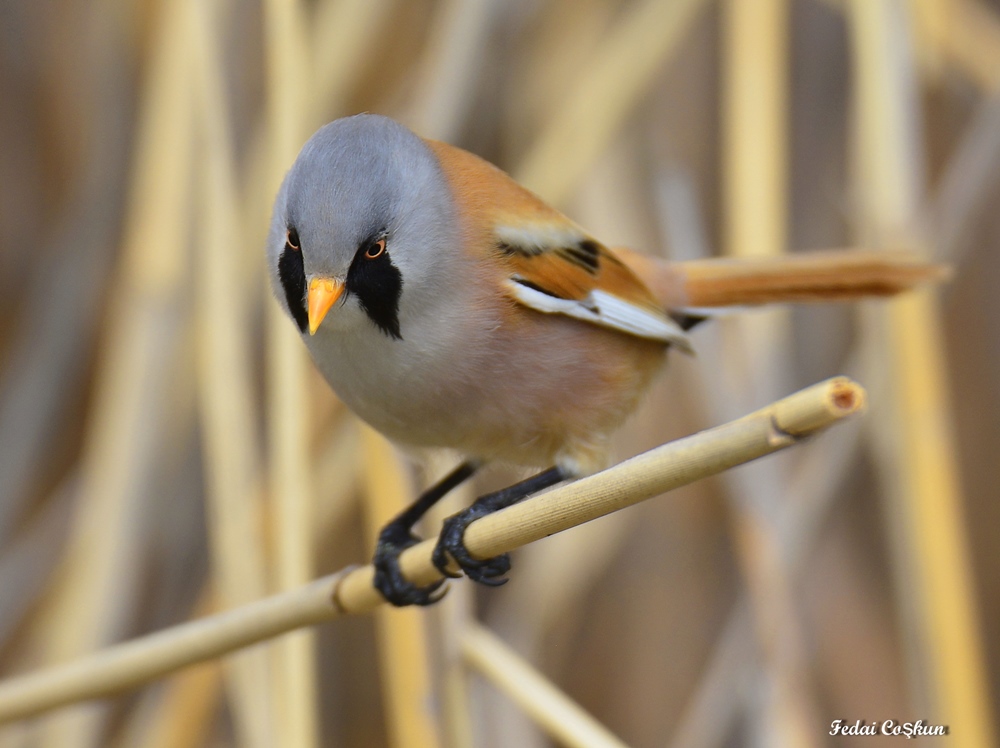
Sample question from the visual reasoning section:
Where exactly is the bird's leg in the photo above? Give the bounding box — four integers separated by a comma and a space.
373, 460, 479, 607
432, 466, 568, 587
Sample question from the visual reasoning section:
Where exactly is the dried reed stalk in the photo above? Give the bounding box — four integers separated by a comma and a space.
0, 479, 74, 648
339, 378, 865, 605
918, 0, 1000, 92
0, 378, 865, 726
116, 417, 363, 748
515, 0, 709, 206
719, 0, 792, 403
0, 3, 128, 543
107, 591, 222, 748
311, 0, 394, 122
123, 663, 221, 748
32, 2, 196, 746
423, 455, 477, 748
360, 428, 442, 748
932, 90, 1000, 266
189, 1, 277, 746
720, 1, 821, 745
667, 414, 865, 748
405, 0, 496, 142
722, 0, 788, 261
462, 624, 629, 748
849, 1, 996, 744
262, 0, 319, 744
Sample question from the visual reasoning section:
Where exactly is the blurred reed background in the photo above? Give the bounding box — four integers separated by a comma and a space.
0, 0, 998, 746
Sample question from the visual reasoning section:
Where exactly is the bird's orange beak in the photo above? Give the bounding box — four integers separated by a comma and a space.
307, 277, 344, 335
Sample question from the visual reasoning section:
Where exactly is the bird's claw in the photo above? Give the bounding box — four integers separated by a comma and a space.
432, 508, 512, 587
372, 523, 448, 607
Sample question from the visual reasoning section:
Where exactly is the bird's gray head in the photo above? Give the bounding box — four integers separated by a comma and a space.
267, 114, 457, 340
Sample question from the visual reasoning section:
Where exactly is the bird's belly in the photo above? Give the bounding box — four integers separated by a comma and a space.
306, 311, 668, 473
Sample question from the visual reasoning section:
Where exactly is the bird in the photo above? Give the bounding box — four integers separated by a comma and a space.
267, 113, 944, 607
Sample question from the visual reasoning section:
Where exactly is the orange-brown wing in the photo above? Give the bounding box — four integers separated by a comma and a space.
495, 225, 693, 349
424, 136, 692, 348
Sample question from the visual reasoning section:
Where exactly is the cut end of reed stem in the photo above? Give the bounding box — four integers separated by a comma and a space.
769, 376, 867, 438
829, 377, 866, 415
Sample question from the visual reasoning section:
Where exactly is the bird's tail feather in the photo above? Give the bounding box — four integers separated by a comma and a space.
615, 247, 950, 312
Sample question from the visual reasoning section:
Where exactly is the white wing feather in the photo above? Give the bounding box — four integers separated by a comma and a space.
506, 278, 693, 352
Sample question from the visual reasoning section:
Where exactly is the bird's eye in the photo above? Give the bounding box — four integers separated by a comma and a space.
286, 228, 300, 251
365, 238, 386, 259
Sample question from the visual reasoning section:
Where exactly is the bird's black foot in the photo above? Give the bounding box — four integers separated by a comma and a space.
373, 521, 446, 607
370, 460, 479, 606
431, 466, 567, 588
432, 504, 512, 586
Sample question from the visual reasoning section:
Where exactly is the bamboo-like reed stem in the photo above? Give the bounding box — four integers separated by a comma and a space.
0, 378, 864, 726
849, 1, 996, 744
128, 663, 222, 748
405, 0, 496, 142
423, 456, 477, 748
32, 2, 196, 746
110, 587, 223, 748
931, 91, 1000, 265
0, 479, 73, 648
337, 377, 865, 608
261, 0, 319, 745
310, 0, 393, 122
360, 428, 442, 748
719, 2, 823, 745
918, 0, 1000, 92
0, 575, 346, 726
462, 624, 630, 748
722, 0, 788, 261
515, 0, 710, 206
189, 1, 277, 746
0, 4, 127, 544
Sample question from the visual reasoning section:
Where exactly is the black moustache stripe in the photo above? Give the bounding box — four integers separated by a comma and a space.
347, 245, 403, 340
278, 245, 309, 333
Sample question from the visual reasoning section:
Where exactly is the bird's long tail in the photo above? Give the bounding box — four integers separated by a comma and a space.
615, 247, 950, 312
